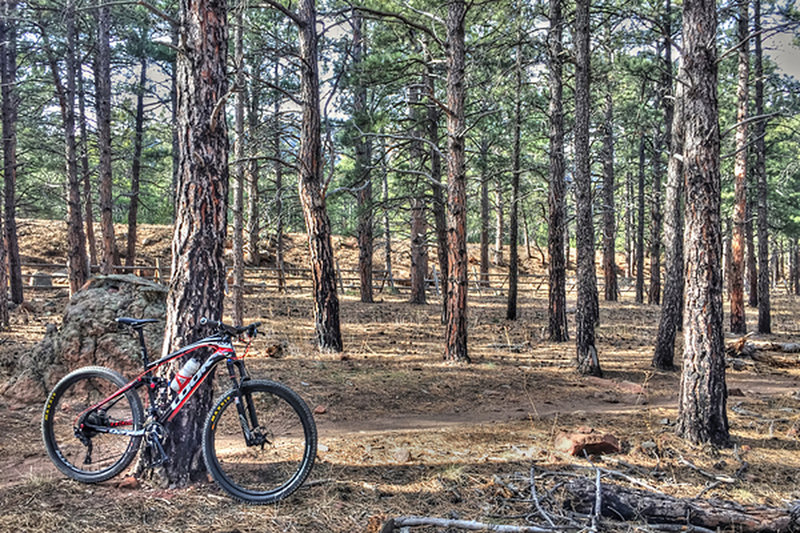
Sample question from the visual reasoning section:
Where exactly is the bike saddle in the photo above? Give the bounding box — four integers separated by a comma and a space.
116, 317, 160, 329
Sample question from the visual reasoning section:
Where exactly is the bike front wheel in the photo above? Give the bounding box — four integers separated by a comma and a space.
203, 380, 317, 504
42, 366, 143, 483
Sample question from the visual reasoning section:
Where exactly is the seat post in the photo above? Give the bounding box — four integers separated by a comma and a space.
135, 327, 150, 367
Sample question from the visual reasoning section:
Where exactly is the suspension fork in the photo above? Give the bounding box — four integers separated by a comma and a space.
225, 359, 262, 446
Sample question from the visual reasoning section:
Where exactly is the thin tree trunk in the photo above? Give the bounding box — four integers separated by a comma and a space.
444, 0, 469, 363
649, 46, 665, 306
78, 62, 97, 268
635, 131, 646, 304
507, 39, 522, 321
381, 138, 393, 290
494, 177, 504, 266
126, 48, 147, 268
626, 172, 634, 278
1, 0, 21, 306
730, 0, 749, 334
653, 26, 685, 371
676, 0, 729, 446
170, 25, 179, 216
96, 0, 117, 274
547, 0, 568, 342
601, 69, 617, 302
574, 0, 599, 376
272, 62, 285, 292
231, 6, 245, 326
353, 11, 373, 304
746, 195, 758, 306
754, 0, 771, 333
409, 200, 428, 305
160, 0, 229, 485
245, 71, 260, 266
298, 0, 342, 352
479, 137, 490, 287
425, 51, 447, 323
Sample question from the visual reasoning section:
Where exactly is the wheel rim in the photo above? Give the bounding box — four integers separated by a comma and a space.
208, 387, 312, 498
45, 374, 139, 479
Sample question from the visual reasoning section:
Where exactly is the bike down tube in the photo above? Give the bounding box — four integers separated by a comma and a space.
164, 344, 234, 422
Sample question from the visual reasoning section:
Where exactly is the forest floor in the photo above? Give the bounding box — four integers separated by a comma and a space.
1, 220, 799, 532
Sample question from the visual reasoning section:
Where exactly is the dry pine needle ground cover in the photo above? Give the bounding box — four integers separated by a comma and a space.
0, 220, 799, 532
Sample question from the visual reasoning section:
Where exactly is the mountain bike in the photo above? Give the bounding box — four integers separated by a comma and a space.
41, 317, 317, 504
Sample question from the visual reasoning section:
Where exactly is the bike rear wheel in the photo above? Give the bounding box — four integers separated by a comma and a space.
203, 380, 316, 504
42, 366, 143, 483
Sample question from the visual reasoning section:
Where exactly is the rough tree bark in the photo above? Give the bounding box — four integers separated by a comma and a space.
653, 33, 685, 371
754, 0, 771, 334
574, 0, 599, 376
444, 0, 469, 363
159, 0, 230, 485
1, 0, 21, 306
297, 0, 342, 351
676, 0, 729, 446
126, 45, 147, 268
729, 0, 749, 334
547, 0, 568, 342
352, 11, 374, 304
96, 0, 117, 274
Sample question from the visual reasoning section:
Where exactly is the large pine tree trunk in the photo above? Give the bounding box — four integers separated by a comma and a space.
444, 0, 469, 363
160, 0, 230, 485
653, 27, 685, 371
574, 0, 599, 376
353, 12, 374, 304
601, 70, 617, 302
506, 40, 522, 321
232, 7, 245, 326
753, 0, 771, 334
729, 0, 749, 334
547, 0, 568, 342
298, 0, 342, 352
96, 0, 117, 274
126, 49, 147, 268
61, 0, 90, 295
676, 0, 729, 446
1, 0, 21, 307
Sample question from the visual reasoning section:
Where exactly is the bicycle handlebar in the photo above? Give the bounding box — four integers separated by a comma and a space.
200, 317, 261, 338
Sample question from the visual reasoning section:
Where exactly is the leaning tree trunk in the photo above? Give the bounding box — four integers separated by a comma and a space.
547, 0, 568, 342
353, 11, 374, 304
676, 0, 729, 446
730, 0, 749, 335
298, 0, 342, 352
444, 0, 469, 363
653, 31, 685, 371
159, 0, 230, 485
601, 69, 617, 302
232, 6, 245, 326
1, 0, 21, 306
96, 0, 117, 274
126, 48, 147, 268
753, 0, 771, 334
574, 0, 599, 376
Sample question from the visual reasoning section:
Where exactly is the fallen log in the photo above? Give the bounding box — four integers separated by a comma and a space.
563, 478, 800, 533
